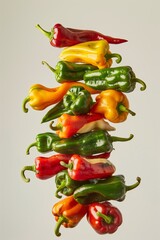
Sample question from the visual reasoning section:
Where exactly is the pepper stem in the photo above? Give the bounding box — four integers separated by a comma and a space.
49, 121, 62, 131
134, 78, 147, 91
42, 61, 56, 73
21, 165, 36, 183
36, 24, 52, 40
54, 216, 67, 237
55, 182, 66, 198
105, 53, 122, 64
96, 211, 113, 224
22, 97, 30, 113
126, 177, 141, 192
60, 161, 73, 170
111, 133, 134, 143
26, 142, 37, 155
118, 103, 136, 116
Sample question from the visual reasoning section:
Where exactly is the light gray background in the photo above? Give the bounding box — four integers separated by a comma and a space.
1, 0, 160, 239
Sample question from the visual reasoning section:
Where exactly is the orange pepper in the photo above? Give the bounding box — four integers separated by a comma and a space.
91, 89, 136, 123
22, 82, 99, 112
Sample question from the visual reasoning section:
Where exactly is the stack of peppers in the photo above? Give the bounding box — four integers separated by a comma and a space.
21, 23, 146, 237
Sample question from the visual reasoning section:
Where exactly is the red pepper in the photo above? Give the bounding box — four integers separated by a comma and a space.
21, 154, 72, 182
50, 113, 103, 138
60, 154, 116, 181
36, 23, 128, 47
87, 201, 123, 234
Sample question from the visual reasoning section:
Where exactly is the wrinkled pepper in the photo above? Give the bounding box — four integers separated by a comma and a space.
87, 201, 123, 234
84, 66, 146, 92
42, 60, 98, 83
52, 195, 87, 236
22, 82, 99, 112
91, 89, 136, 123
41, 86, 93, 123
20, 154, 72, 182
26, 129, 134, 156
59, 40, 122, 69
60, 154, 116, 181
36, 23, 127, 47
49, 113, 115, 138
73, 175, 141, 204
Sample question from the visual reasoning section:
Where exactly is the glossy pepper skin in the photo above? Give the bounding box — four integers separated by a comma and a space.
52, 195, 87, 236
73, 175, 141, 205
21, 154, 72, 182
36, 23, 128, 47
59, 40, 122, 69
60, 154, 116, 181
41, 86, 94, 123
26, 129, 134, 156
91, 89, 136, 123
87, 201, 123, 234
42, 60, 98, 83
22, 82, 99, 112
84, 66, 146, 92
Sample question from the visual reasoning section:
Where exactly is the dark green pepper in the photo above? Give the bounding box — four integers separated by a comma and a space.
26, 129, 134, 156
41, 86, 93, 123
55, 170, 88, 198
84, 66, 146, 92
42, 60, 98, 83
73, 175, 141, 204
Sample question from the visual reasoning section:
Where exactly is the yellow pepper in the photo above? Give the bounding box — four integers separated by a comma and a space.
59, 40, 122, 69
91, 89, 136, 123
22, 82, 99, 112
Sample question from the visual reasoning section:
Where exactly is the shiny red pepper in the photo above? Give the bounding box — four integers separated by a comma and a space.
87, 201, 123, 234
36, 23, 128, 47
60, 154, 116, 181
21, 154, 72, 182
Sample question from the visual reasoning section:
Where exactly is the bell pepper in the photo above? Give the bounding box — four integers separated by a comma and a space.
91, 89, 136, 123
73, 175, 141, 204
49, 113, 115, 138
22, 82, 99, 112
84, 66, 146, 92
59, 40, 122, 69
87, 201, 123, 234
41, 86, 94, 123
36, 23, 127, 47
26, 129, 134, 156
20, 154, 72, 182
60, 154, 116, 181
42, 60, 98, 83
52, 195, 87, 236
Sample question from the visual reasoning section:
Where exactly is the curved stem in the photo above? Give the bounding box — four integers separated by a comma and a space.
126, 177, 141, 192
21, 165, 36, 183
26, 142, 37, 155
54, 216, 67, 237
22, 97, 30, 113
49, 121, 62, 131
105, 53, 122, 64
42, 61, 56, 73
111, 133, 134, 143
55, 182, 65, 198
118, 103, 136, 116
60, 161, 73, 170
96, 211, 113, 224
36, 24, 51, 40
134, 78, 147, 91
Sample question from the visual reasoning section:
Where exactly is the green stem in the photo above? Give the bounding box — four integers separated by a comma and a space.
118, 103, 136, 116
54, 216, 67, 237
96, 211, 113, 224
42, 61, 56, 73
49, 121, 62, 131
21, 165, 36, 183
22, 97, 30, 113
36, 24, 52, 40
134, 78, 147, 91
111, 133, 134, 143
126, 177, 141, 192
60, 161, 73, 170
55, 182, 65, 198
26, 142, 37, 155
105, 53, 122, 64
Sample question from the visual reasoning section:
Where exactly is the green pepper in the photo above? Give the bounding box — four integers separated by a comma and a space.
26, 129, 134, 156
42, 60, 98, 83
84, 66, 146, 92
55, 170, 88, 198
41, 86, 93, 123
73, 175, 141, 204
